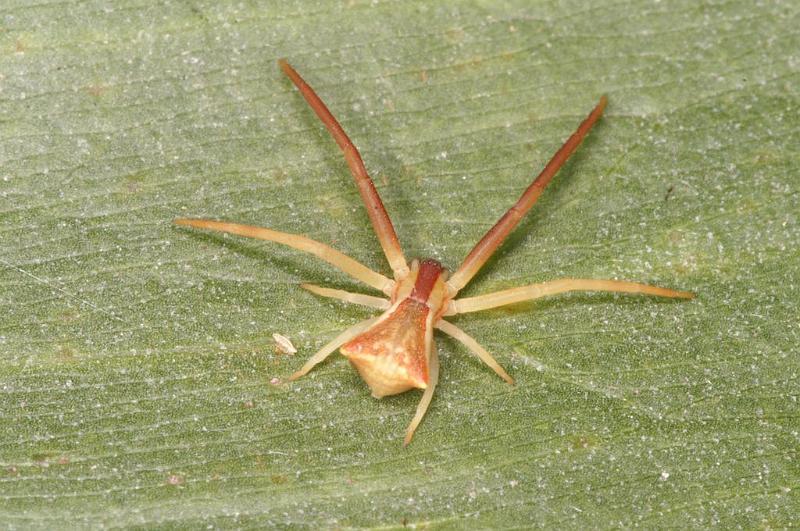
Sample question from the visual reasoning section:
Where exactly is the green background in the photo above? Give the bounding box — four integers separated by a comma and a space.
2, 0, 798, 528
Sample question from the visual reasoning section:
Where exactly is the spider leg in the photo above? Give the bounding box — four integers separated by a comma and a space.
403, 343, 439, 447
279, 60, 409, 279
446, 278, 694, 315
175, 218, 393, 295
447, 96, 607, 294
300, 283, 391, 310
289, 316, 380, 381
435, 320, 514, 385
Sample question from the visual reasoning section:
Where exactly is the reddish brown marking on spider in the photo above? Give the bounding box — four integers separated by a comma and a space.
175, 60, 694, 446
409, 259, 446, 303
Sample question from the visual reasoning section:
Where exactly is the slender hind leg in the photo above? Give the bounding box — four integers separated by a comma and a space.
289, 317, 379, 380
447, 97, 607, 294
279, 60, 409, 279
436, 320, 514, 385
403, 345, 440, 446
447, 278, 694, 315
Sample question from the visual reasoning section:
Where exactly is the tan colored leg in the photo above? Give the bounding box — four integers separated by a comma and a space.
289, 317, 380, 381
403, 345, 439, 447
278, 60, 409, 279
300, 283, 390, 310
435, 320, 514, 385
175, 218, 394, 295
448, 97, 608, 294
447, 278, 694, 315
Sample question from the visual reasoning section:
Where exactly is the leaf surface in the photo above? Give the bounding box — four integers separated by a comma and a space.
1, 0, 798, 527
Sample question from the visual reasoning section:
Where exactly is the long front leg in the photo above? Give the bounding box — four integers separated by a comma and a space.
175, 219, 394, 295
447, 97, 607, 294
446, 278, 694, 315
279, 60, 409, 279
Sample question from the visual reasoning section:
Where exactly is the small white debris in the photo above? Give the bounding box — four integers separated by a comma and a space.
659, 470, 670, 481
273, 333, 297, 355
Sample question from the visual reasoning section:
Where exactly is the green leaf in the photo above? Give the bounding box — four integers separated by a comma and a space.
2, 0, 798, 527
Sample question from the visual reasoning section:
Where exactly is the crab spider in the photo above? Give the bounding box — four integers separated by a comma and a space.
175, 60, 693, 446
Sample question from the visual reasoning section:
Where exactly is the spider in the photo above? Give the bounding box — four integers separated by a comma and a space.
176, 60, 694, 446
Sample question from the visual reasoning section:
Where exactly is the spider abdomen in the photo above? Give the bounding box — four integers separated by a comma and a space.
342, 299, 431, 398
